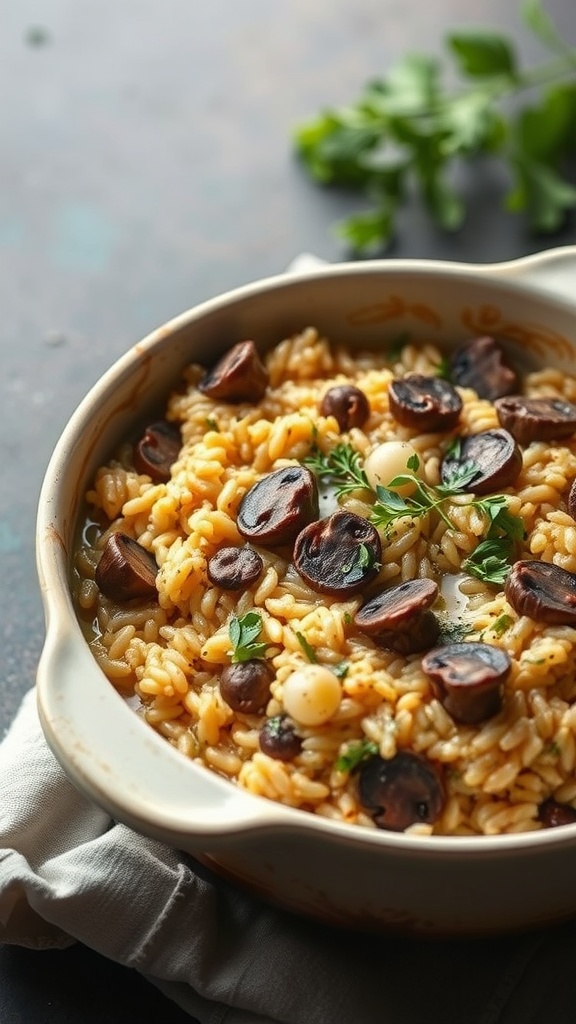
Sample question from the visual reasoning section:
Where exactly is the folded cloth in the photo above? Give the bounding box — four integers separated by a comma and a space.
3, 690, 576, 1024
3, 256, 576, 1024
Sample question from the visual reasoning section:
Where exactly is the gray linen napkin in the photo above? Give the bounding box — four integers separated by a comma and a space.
2, 256, 576, 1023
1, 687, 575, 1024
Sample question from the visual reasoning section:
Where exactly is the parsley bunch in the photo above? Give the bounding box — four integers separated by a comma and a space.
294, 0, 576, 252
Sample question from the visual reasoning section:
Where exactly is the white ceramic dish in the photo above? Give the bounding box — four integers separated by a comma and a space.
36, 245, 576, 936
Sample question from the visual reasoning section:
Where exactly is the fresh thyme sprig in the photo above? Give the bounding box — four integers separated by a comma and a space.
293, 0, 576, 253
302, 442, 372, 498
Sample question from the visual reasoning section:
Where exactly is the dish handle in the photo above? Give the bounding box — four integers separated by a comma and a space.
488, 245, 576, 305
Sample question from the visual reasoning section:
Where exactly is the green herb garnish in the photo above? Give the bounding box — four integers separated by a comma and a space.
229, 611, 268, 663
332, 660, 350, 679
335, 739, 379, 774
293, 0, 576, 253
489, 612, 515, 636
296, 631, 317, 663
463, 536, 515, 585
302, 441, 371, 498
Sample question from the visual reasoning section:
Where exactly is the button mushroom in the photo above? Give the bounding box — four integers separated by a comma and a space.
440, 429, 522, 495
207, 546, 263, 590
95, 533, 158, 602
450, 336, 518, 401
237, 466, 319, 546
293, 509, 381, 596
353, 579, 439, 655
421, 642, 511, 724
259, 714, 302, 761
219, 659, 274, 715
133, 420, 181, 482
494, 395, 576, 446
538, 798, 576, 829
357, 751, 445, 832
388, 374, 462, 432
505, 560, 576, 625
198, 339, 269, 402
320, 384, 370, 432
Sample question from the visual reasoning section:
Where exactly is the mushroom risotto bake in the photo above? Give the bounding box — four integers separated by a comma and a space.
73, 327, 576, 837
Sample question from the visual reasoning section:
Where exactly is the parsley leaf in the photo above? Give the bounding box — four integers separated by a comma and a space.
293, 0, 576, 253
229, 611, 269, 663
463, 536, 515, 585
335, 739, 379, 774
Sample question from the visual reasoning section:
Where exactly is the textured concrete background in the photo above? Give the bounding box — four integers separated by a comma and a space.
0, 1, 575, 1020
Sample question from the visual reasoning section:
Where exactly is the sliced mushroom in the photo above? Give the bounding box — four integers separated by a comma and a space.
320, 384, 370, 432
133, 420, 181, 483
207, 546, 263, 590
293, 509, 381, 596
494, 395, 576, 446
388, 374, 462, 432
538, 798, 576, 829
421, 642, 511, 724
95, 533, 158, 602
450, 336, 518, 401
237, 466, 319, 546
259, 714, 302, 761
440, 429, 522, 495
219, 659, 274, 715
505, 560, 576, 625
353, 579, 439, 655
198, 340, 269, 402
357, 751, 445, 832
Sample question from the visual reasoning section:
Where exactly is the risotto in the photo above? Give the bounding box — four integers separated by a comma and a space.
73, 326, 576, 837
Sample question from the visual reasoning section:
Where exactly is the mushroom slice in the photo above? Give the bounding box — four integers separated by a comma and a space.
353, 579, 439, 655
237, 466, 319, 547
388, 374, 462, 432
357, 751, 445, 832
494, 395, 576, 446
207, 546, 263, 590
320, 384, 370, 432
440, 429, 522, 495
421, 642, 510, 724
538, 799, 576, 829
450, 336, 518, 401
505, 560, 576, 625
95, 533, 158, 602
198, 340, 269, 402
133, 420, 181, 483
293, 509, 381, 596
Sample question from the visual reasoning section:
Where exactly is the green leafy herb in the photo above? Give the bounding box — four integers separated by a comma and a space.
229, 611, 268, 663
490, 612, 514, 636
296, 631, 317, 663
463, 536, 515, 585
293, 0, 576, 252
205, 417, 218, 431
335, 739, 379, 774
370, 458, 525, 583
302, 441, 371, 498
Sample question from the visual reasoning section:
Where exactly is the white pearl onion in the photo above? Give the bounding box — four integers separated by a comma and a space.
364, 440, 421, 497
282, 665, 342, 726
